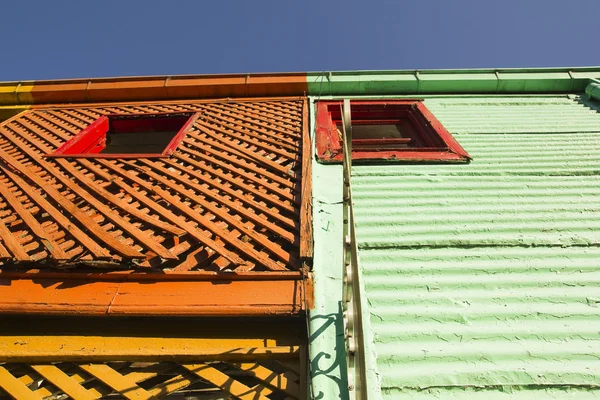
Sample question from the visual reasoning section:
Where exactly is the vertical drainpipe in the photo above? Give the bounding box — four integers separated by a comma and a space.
585, 80, 600, 102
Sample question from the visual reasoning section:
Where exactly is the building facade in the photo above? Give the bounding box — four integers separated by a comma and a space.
0, 68, 600, 399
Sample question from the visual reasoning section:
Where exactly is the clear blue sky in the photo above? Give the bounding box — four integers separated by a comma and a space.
1, 0, 599, 81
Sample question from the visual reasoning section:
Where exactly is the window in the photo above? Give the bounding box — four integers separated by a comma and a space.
46, 112, 197, 158
315, 100, 471, 162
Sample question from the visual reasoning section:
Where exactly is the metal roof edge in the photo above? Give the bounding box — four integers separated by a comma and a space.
2, 67, 600, 106
0, 72, 308, 106
306, 67, 600, 96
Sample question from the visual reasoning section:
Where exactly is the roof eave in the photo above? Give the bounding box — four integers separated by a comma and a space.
2, 67, 600, 106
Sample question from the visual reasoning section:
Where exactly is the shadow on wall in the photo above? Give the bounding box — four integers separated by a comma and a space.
578, 95, 600, 113
309, 302, 349, 400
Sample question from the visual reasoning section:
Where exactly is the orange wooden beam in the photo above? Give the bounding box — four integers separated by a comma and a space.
0, 276, 309, 317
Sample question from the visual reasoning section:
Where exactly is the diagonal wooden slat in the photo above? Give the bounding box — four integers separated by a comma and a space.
227, 102, 302, 131
0, 99, 308, 273
232, 362, 301, 399
0, 240, 13, 260
0, 127, 174, 260
146, 372, 199, 398
0, 147, 143, 259
200, 103, 299, 148
0, 365, 43, 400
124, 363, 175, 383
138, 159, 299, 267
0, 180, 69, 260
162, 158, 296, 233
174, 150, 295, 217
0, 219, 31, 261
195, 112, 297, 160
192, 121, 295, 181
32, 364, 97, 400
125, 161, 286, 271
97, 159, 247, 267
178, 144, 296, 205
7, 118, 185, 238
183, 363, 270, 400
79, 364, 152, 400
76, 159, 186, 236
234, 102, 302, 124
0, 166, 111, 259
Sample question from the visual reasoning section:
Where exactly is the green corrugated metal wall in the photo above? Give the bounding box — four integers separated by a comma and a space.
351, 95, 600, 399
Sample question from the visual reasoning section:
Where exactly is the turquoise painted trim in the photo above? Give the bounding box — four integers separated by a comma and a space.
307, 68, 600, 96
308, 104, 348, 399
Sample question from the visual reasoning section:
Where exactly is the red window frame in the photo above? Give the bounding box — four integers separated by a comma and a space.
315, 100, 471, 163
46, 112, 198, 159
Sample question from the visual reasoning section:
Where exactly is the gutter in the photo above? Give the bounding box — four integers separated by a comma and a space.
0, 72, 308, 106
2, 67, 600, 106
306, 67, 600, 96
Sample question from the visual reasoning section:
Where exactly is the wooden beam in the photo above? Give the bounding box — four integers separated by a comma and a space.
300, 98, 314, 260
0, 339, 298, 362
0, 278, 304, 317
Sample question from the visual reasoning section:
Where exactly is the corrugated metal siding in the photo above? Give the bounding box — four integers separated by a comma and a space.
352, 96, 600, 398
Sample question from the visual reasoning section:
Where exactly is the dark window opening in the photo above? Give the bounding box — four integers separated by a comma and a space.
46, 112, 197, 158
316, 100, 471, 163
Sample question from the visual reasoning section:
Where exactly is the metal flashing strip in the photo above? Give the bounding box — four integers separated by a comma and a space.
340, 100, 368, 399
2, 67, 600, 106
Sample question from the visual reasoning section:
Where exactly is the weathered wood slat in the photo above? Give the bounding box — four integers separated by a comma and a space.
0, 219, 31, 261
191, 121, 295, 181
76, 159, 186, 236
97, 159, 247, 267
146, 372, 199, 398
9, 118, 185, 238
228, 102, 302, 131
0, 127, 174, 260
183, 363, 270, 400
201, 103, 299, 148
0, 240, 13, 260
125, 161, 285, 271
32, 365, 97, 400
194, 110, 298, 160
0, 166, 111, 259
153, 159, 295, 242
79, 364, 152, 400
163, 157, 296, 232
0, 148, 143, 259
233, 362, 301, 399
178, 144, 296, 205
0, 180, 69, 260
137, 160, 298, 268
0, 366, 43, 400
0, 99, 306, 272
300, 98, 314, 260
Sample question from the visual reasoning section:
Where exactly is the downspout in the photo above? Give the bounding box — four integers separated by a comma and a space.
585, 79, 600, 102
